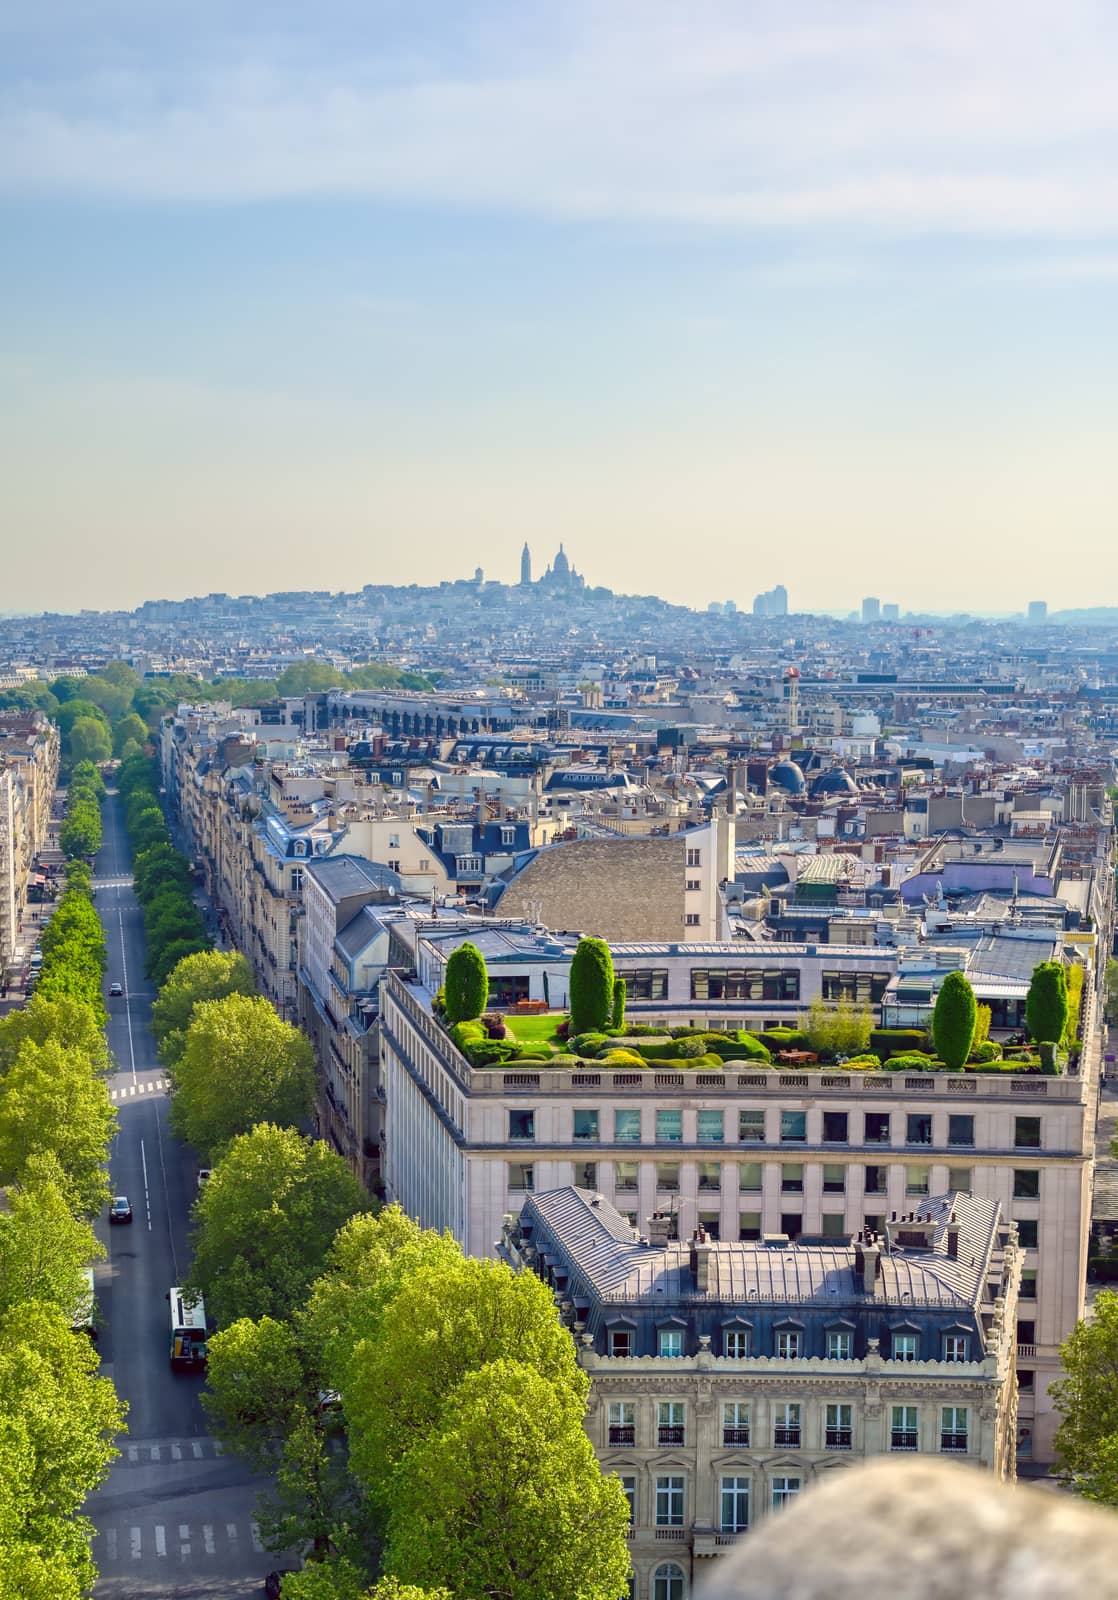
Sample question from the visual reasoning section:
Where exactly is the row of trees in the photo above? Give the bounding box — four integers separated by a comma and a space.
117, 753, 211, 987
0, 881, 125, 1591
58, 760, 105, 860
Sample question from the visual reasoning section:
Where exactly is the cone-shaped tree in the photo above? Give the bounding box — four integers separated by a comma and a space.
1026, 960, 1069, 1045
610, 977, 626, 1032
443, 942, 488, 1025
932, 970, 978, 1069
569, 938, 615, 1035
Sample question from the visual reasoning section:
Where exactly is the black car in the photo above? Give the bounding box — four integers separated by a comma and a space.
265, 1573, 298, 1599
109, 1195, 133, 1224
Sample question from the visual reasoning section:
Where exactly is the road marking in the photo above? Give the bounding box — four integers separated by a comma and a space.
171, 1443, 182, 1460
128, 1445, 138, 1462
251, 1522, 264, 1552
149, 1444, 160, 1460
130, 1526, 142, 1560
203, 1524, 215, 1555
179, 1522, 191, 1558
155, 1524, 167, 1558
116, 906, 137, 1084
154, 1101, 180, 1283
226, 1522, 238, 1545
140, 1139, 152, 1232
192, 1440, 203, 1459
106, 1528, 117, 1562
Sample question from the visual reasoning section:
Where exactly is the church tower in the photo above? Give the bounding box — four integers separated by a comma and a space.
520, 542, 532, 586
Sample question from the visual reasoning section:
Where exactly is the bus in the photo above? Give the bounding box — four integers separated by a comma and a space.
72, 1267, 97, 1342
169, 1287, 207, 1368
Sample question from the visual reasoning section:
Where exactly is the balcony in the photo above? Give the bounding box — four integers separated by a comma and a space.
608, 1426, 635, 1447
1017, 1343, 1037, 1359
940, 1433, 969, 1453
722, 1428, 750, 1447
891, 1432, 919, 1451
773, 1427, 800, 1447
825, 1428, 852, 1450
694, 1532, 743, 1557
654, 1527, 686, 1541
658, 1426, 685, 1445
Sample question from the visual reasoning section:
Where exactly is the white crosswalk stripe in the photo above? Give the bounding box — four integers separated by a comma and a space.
203, 1524, 215, 1554
154, 1524, 166, 1558
130, 1526, 142, 1560
171, 1443, 181, 1460
251, 1521, 264, 1553
179, 1522, 191, 1557
105, 1529, 117, 1562
149, 1444, 159, 1460
192, 1440, 203, 1459
226, 1522, 238, 1546
127, 1446, 138, 1462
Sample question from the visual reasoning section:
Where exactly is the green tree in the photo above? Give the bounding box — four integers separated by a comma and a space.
189, 1124, 370, 1326
0, 1039, 116, 1216
282, 1566, 449, 1600
0, 1300, 125, 1596
171, 996, 314, 1156
1106, 959, 1118, 1026
443, 942, 488, 1025
1026, 960, 1069, 1047
62, 859, 93, 898
66, 717, 111, 767
932, 970, 978, 1069
610, 977, 626, 1032
568, 937, 615, 1035
0, 996, 112, 1078
152, 949, 255, 1066
0, 1156, 103, 1319
112, 713, 149, 759
149, 934, 211, 989
383, 1360, 630, 1600
343, 1255, 586, 1502
79, 674, 134, 722
69, 761, 105, 800
1054, 1292, 1118, 1499
803, 999, 873, 1059
59, 802, 102, 860
54, 699, 106, 736
133, 842, 193, 902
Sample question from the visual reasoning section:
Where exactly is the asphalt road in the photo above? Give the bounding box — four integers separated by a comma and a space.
87, 788, 281, 1599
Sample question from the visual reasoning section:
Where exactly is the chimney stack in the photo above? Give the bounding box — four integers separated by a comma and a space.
647, 1210, 675, 1248
689, 1227, 713, 1292
861, 1240, 881, 1294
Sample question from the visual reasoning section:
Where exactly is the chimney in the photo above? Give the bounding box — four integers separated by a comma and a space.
946, 1225, 959, 1261
860, 1240, 881, 1294
647, 1210, 675, 1248
689, 1227, 713, 1292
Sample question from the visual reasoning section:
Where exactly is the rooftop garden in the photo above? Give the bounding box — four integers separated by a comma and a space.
430, 938, 1081, 1076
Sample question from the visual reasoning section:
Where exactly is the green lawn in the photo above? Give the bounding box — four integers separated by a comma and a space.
505, 1013, 566, 1042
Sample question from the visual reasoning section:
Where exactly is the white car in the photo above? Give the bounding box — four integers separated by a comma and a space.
109, 981, 123, 998
197, 1169, 212, 1190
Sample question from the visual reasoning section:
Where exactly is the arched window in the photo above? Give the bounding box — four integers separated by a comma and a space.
653, 1563, 686, 1600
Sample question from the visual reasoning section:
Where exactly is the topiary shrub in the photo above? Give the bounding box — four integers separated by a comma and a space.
598, 1049, 646, 1068
514, 1044, 554, 1060
555, 1018, 571, 1041
677, 1036, 708, 1058
883, 1051, 941, 1072
450, 1019, 486, 1051
444, 941, 489, 1025
870, 1028, 932, 1059
611, 978, 626, 1032
571, 1032, 609, 1057
758, 1029, 809, 1053
845, 1054, 882, 1070
569, 937, 615, 1034
711, 1031, 770, 1062
431, 985, 447, 1019
967, 1040, 1002, 1064
1027, 961, 1069, 1046
549, 1053, 580, 1068
932, 971, 978, 1069
670, 1025, 702, 1039
465, 1038, 519, 1067
482, 1013, 510, 1039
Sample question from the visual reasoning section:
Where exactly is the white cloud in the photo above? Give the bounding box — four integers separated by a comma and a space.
4, 1, 1118, 235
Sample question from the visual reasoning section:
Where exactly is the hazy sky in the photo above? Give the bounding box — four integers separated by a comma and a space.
4, 1, 1118, 615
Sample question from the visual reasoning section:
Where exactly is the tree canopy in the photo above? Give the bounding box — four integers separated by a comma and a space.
1027, 960, 1069, 1046
0, 1038, 116, 1216
1054, 1291, 1118, 1502
151, 948, 255, 1066
170, 996, 315, 1156
0, 1158, 103, 1321
443, 943, 488, 1025
932, 970, 978, 1069
569, 937, 615, 1035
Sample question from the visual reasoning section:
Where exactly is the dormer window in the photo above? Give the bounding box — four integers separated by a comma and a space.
943, 1332, 970, 1363
501, 826, 515, 846
891, 1328, 919, 1362
722, 1321, 752, 1358
774, 1325, 802, 1359
658, 1324, 685, 1358
607, 1320, 636, 1358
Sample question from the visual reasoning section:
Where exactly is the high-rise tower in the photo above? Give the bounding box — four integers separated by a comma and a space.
520, 543, 532, 586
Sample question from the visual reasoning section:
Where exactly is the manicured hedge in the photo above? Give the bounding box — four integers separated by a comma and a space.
869, 1028, 930, 1058
758, 1029, 809, 1052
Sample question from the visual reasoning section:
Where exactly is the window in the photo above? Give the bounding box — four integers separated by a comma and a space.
1017, 1218, 1038, 1249
906, 1165, 930, 1196
781, 1212, 803, 1241
826, 1403, 853, 1449
576, 1160, 598, 1189
864, 1214, 884, 1235
699, 1211, 721, 1240
771, 1476, 801, 1510
614, 1109, 642, 1143
290, 867, 304, 892
891, 1405, 919, 1450
659, 1326, 684, 1358
698, 1161, 721, 1193
781, 1111, 807, 1143
692, 968, 799, 1003
1017, 1319, 1035, 1346
508, 1109, 535, 1142
625, 968, 669, 1001
500, 825, 515, 846
653, 1563, 685, 1600
507, 1162, 534, 1191
1015, 1117, 1042, 1150
823, 1111, 848, 1144
892, 1331, 918, 1362
609, 1401, 636, 1447
944, 1333, 969, 1363
822, 971, 890, 1005
738, 1211, 762, 1241
686, 848, 702, 868
941, 1406, 969, 1452
1020, 1270, 1037, 1300
781, 1163, 804, 1194
686, 878, 701, 892
723, 1401, 750, 1445
739, 1110, 766, 1142
1013, 1169, 1040, 1199
388, 833, 400, 849
775, 1328, 802, 1359
823, 1163, 846, 1194
655, 1477, 685, 1528
864, 1164, 888, 1195
608, 1326, 634, 1358
573, 1108, 599, 1142
773, 1402, 801, 1446
827, 1329, 853, 1360
739, 1161, 763, 1193
697, 1109, 725, 1144
864, 1112, 891, 1144
658, 1401, 685, 1444
948, 1114, 975, 1147
1018, 1368, 1035, 1392
656, 1109, 683, 1144
685, 913, 701, 926
721, 1476, 750, 1533
614, 1161, 638, 1193
656, 1162, 680, 1193
619, 1475, 636, 1525
947, 1166, 972, 1192
821, 1213, 846, 1238
906, 1113, 933, 1146
723, 1326, 750, 1358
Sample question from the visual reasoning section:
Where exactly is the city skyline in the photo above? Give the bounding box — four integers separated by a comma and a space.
4, 2, 1118, 613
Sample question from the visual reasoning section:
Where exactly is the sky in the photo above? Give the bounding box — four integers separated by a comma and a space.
3, 1, 1118, 616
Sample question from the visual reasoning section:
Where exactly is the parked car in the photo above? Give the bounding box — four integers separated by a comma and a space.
197, 1169, 212, 1190
109, 1196, 133, 1224
108, 981, 123, 997
265, 1573, 298, 1599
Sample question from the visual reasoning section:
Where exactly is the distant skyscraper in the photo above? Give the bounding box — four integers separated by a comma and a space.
861, 596, 881, 624
520, 543, 532, 586
1028, 600, 1048, 625
882, 602, 900, 623
752, 584, 789, 618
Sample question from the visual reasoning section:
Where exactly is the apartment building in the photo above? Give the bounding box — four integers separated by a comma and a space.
380, 937, 1097, 1464
0, 713, 60, 982
502, 1186, 1020, 1595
